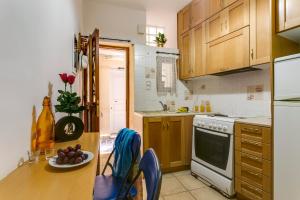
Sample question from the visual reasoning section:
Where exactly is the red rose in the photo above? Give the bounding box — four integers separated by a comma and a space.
67, 75, 76, 85
59, 73, 68, 83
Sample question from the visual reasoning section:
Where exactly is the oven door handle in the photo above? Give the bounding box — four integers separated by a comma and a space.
196, 127, 229, 138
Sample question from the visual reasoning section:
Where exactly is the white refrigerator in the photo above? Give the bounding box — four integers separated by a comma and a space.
274, 53, 300, 200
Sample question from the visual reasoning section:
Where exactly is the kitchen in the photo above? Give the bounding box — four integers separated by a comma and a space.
1, 0, 300, 200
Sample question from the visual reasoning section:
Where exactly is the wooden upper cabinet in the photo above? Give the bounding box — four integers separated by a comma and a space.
224, 0, 250, 34
207, 12, 225, 42
250, 0, 271, 66
277, 0, 300, 32
209, 0, 239, 17
207, 0, 249, 42
207, 27, 250, 74
192, 23, 206, 76
179, 31, 192, 79
178, 4, 191, 35
191, 0, 207, 27
209, 0, 223, 17
223, 0, 239, 7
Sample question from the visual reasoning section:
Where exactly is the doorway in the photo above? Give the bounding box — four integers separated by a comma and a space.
99, 46, 129, 154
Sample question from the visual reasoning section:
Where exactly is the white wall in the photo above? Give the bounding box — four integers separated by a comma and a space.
82, 0, 146, 44
191, 68, 271, 117
146, 10, 178, 48
0, 0, 82, 180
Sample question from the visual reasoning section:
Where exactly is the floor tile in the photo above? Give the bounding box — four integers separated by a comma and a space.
173, 170, 191, 177
164, 192, 195, 200
190, 187, 228, 200
160, 176, 186, 196
177, 174, 206, 190
162, 173, 174, 178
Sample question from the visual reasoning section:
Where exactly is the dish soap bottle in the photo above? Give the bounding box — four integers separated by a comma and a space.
36, 96, 55, 154
206, 101, 212, 113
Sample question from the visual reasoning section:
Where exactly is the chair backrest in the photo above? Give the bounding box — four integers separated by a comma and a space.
140, 149, 162, 200
131, 133, 141, 163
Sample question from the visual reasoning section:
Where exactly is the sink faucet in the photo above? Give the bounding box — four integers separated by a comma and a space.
159, 101, 168, 111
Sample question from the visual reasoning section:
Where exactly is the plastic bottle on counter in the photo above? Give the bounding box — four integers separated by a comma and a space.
200, 101, 205, 113
206, 101, 212, 113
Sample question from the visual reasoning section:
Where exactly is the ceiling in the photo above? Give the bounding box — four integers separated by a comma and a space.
90, 0, 192, 12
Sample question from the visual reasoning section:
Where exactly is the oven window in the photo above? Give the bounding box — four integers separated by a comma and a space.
194, 128, 230, 170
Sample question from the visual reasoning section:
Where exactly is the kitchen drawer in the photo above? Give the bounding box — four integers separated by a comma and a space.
235, 137, 271, 160
236, 178, 271, 200
235, 123, 271, 144
235, 150, 271, 177
235, 164, 271, 193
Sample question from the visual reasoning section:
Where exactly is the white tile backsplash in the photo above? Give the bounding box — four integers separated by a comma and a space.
134, 44, 271, 117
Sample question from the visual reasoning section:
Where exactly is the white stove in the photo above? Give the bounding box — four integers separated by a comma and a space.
191, 114, 237, 197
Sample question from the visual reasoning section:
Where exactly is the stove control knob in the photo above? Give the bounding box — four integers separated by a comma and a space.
217, 125, 222, 130
208, 123, 213, 128
223, 126, 228, 132
213, 124, 217, 129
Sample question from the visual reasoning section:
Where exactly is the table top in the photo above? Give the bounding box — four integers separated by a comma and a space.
0, 132, 100, 200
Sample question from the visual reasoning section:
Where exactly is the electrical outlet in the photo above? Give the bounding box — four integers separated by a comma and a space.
247, 85, 264, 100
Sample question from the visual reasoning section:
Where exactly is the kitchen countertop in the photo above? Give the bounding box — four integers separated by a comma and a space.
135, 111, 214, 117
235, 117, 272, 127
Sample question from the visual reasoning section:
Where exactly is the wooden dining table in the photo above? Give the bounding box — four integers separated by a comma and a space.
0, 132, 100, 200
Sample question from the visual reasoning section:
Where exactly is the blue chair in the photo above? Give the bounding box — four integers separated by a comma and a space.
125, 149, 162, 200
94, 132, 141, 200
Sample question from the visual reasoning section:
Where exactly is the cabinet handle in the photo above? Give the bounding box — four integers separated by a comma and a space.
251, 49, 254, 60
167, 122, 170, 130
241, 138, 262, 147
241, 153, 262, 162
242, 168, 263, 178
241, 127, 261, 134
225, 19, 227, 30
221, 23, 223, 32
163, 123, 166, 130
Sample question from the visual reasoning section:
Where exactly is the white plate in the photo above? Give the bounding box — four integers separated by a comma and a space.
48, 151, 94, 168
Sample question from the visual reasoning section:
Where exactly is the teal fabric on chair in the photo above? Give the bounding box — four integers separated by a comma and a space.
113, 128, 136, 179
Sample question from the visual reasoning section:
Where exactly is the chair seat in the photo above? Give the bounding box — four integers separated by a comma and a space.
94, 175, 137, 200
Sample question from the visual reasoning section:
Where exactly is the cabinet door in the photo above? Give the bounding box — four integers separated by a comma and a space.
250, 0, 271, 65
224, 0, 250, 35
223, 0, 239, 7
207, 27, 249, 74
191, 0, 207, 27
192, 23, 206, 76
277, 0, 300, 31
209, 0, 223, 17
179, 31, 192, 79
207, 13, 225, 42
143, 117, 168, 169
183, 116, 194, 165
178, 10, 184, 36
166, 117, 185, 168
206, 37, 225, 74
182, 4, 191, 34
223, 27, 250, 71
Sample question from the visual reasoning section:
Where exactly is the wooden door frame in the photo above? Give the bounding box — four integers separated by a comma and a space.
99, 44, 130, 129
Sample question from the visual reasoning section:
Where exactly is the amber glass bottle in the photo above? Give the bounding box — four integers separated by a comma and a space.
36, 97, 55, 154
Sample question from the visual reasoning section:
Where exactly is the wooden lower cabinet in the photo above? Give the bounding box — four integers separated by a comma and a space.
235, 123, 272, 200
143, 116, 193, 172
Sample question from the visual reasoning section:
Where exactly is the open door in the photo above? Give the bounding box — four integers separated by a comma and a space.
81, 29, 99, 132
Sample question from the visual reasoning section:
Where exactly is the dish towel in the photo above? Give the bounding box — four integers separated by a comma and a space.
112, 128, 136, 179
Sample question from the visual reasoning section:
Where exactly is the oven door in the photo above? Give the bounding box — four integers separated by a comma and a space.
192, 126, 233, 179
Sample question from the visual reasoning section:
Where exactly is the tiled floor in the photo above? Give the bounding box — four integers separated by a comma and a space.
144, 170, 231, 200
